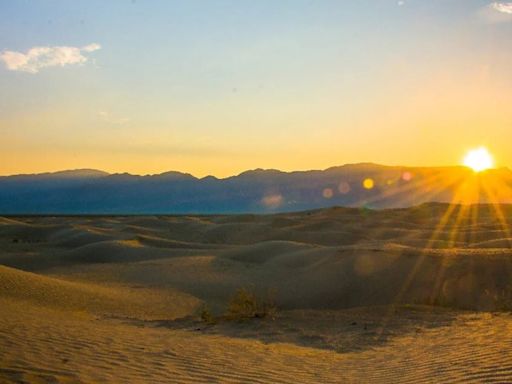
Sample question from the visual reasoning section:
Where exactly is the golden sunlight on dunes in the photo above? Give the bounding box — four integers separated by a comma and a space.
2, 206, 512, 382
0, 265, 200, 320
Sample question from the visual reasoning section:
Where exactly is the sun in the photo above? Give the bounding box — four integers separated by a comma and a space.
463, 147, 494, 172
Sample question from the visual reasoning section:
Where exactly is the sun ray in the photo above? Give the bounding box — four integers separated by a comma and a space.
388, 176, 477, 305
376, 177, 474, 338
481, 180, 512, 247
469, 189, 481, 246
353, 169, 468, 209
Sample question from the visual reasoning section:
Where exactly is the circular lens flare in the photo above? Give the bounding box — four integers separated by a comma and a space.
363, 178, 374, 189
463, 147, 494, 172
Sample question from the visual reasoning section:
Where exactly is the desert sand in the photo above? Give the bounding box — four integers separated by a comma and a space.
2, 203, 512, 383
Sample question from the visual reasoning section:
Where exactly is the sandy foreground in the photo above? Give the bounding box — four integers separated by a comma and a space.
2, 205, 512, 383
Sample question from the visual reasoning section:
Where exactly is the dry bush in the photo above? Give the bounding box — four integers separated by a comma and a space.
226, 287, 277, 321
199, 305, 216, 324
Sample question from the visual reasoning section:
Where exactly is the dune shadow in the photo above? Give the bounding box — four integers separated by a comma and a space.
140, 305, 460, 354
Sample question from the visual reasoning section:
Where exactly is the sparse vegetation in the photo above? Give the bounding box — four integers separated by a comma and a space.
196, 288, 277, 325
226, 287, 277, 321
199, 305, 216, 324
495, 286, 512, 311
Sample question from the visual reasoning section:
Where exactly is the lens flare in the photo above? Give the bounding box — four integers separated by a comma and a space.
402, 172, 413, 181
322, 188, 333, 198
363, 178, 374, 189
338, 181, 351, 194
463, 147, 494, 173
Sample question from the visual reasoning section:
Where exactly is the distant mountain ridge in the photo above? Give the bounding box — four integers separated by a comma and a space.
3, 169, 110, 180
1, 164, 511, 214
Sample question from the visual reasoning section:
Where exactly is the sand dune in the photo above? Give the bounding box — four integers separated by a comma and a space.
220, 240, 318, 264
2, 298, 512, 383
2, 204, 512, 382
0, 265, 199, 320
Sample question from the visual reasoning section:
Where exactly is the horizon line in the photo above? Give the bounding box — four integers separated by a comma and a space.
0, 162, 506, 179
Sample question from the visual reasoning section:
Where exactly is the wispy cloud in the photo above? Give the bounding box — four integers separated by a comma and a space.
97, 111, 131, 126
491, 2, 512, 14
0, 43, 101, 73
478, 2, 512, 23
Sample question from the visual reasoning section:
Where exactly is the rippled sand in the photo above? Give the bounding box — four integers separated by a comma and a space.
2, 204, 512, 382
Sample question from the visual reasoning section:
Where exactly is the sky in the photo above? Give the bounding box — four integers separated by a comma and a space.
1, 0, 512, 177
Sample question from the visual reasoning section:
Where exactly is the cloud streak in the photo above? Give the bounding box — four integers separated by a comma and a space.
0, 43, 101, 73
98, 111, 131, 126
491, 2, 512, 14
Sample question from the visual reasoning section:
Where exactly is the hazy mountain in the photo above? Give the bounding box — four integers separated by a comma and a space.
4, 169, 110, 180
1, 164, 511, 214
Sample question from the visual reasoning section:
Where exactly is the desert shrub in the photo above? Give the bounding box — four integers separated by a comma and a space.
495, 286, 512, 311
199, 305, 216, 324
226, 287, 277, 321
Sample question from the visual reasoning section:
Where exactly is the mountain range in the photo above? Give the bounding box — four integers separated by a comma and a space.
1, 163, 511, 214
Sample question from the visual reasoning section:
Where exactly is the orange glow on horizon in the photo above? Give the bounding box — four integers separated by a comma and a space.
463, 147, 494, 173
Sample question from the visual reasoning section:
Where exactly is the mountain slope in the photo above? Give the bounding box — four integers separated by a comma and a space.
1, 164, 511, 213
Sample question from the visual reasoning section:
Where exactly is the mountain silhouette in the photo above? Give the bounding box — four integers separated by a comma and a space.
1, 164, 511, 214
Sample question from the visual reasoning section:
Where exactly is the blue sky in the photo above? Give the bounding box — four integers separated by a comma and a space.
1, 0, 512, 176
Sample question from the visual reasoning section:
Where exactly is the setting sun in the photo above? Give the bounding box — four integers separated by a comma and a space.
5, 2, 512, 383
463, 147, 494, 173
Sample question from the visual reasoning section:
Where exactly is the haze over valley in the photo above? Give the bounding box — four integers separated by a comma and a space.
2, 163, 512, 214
